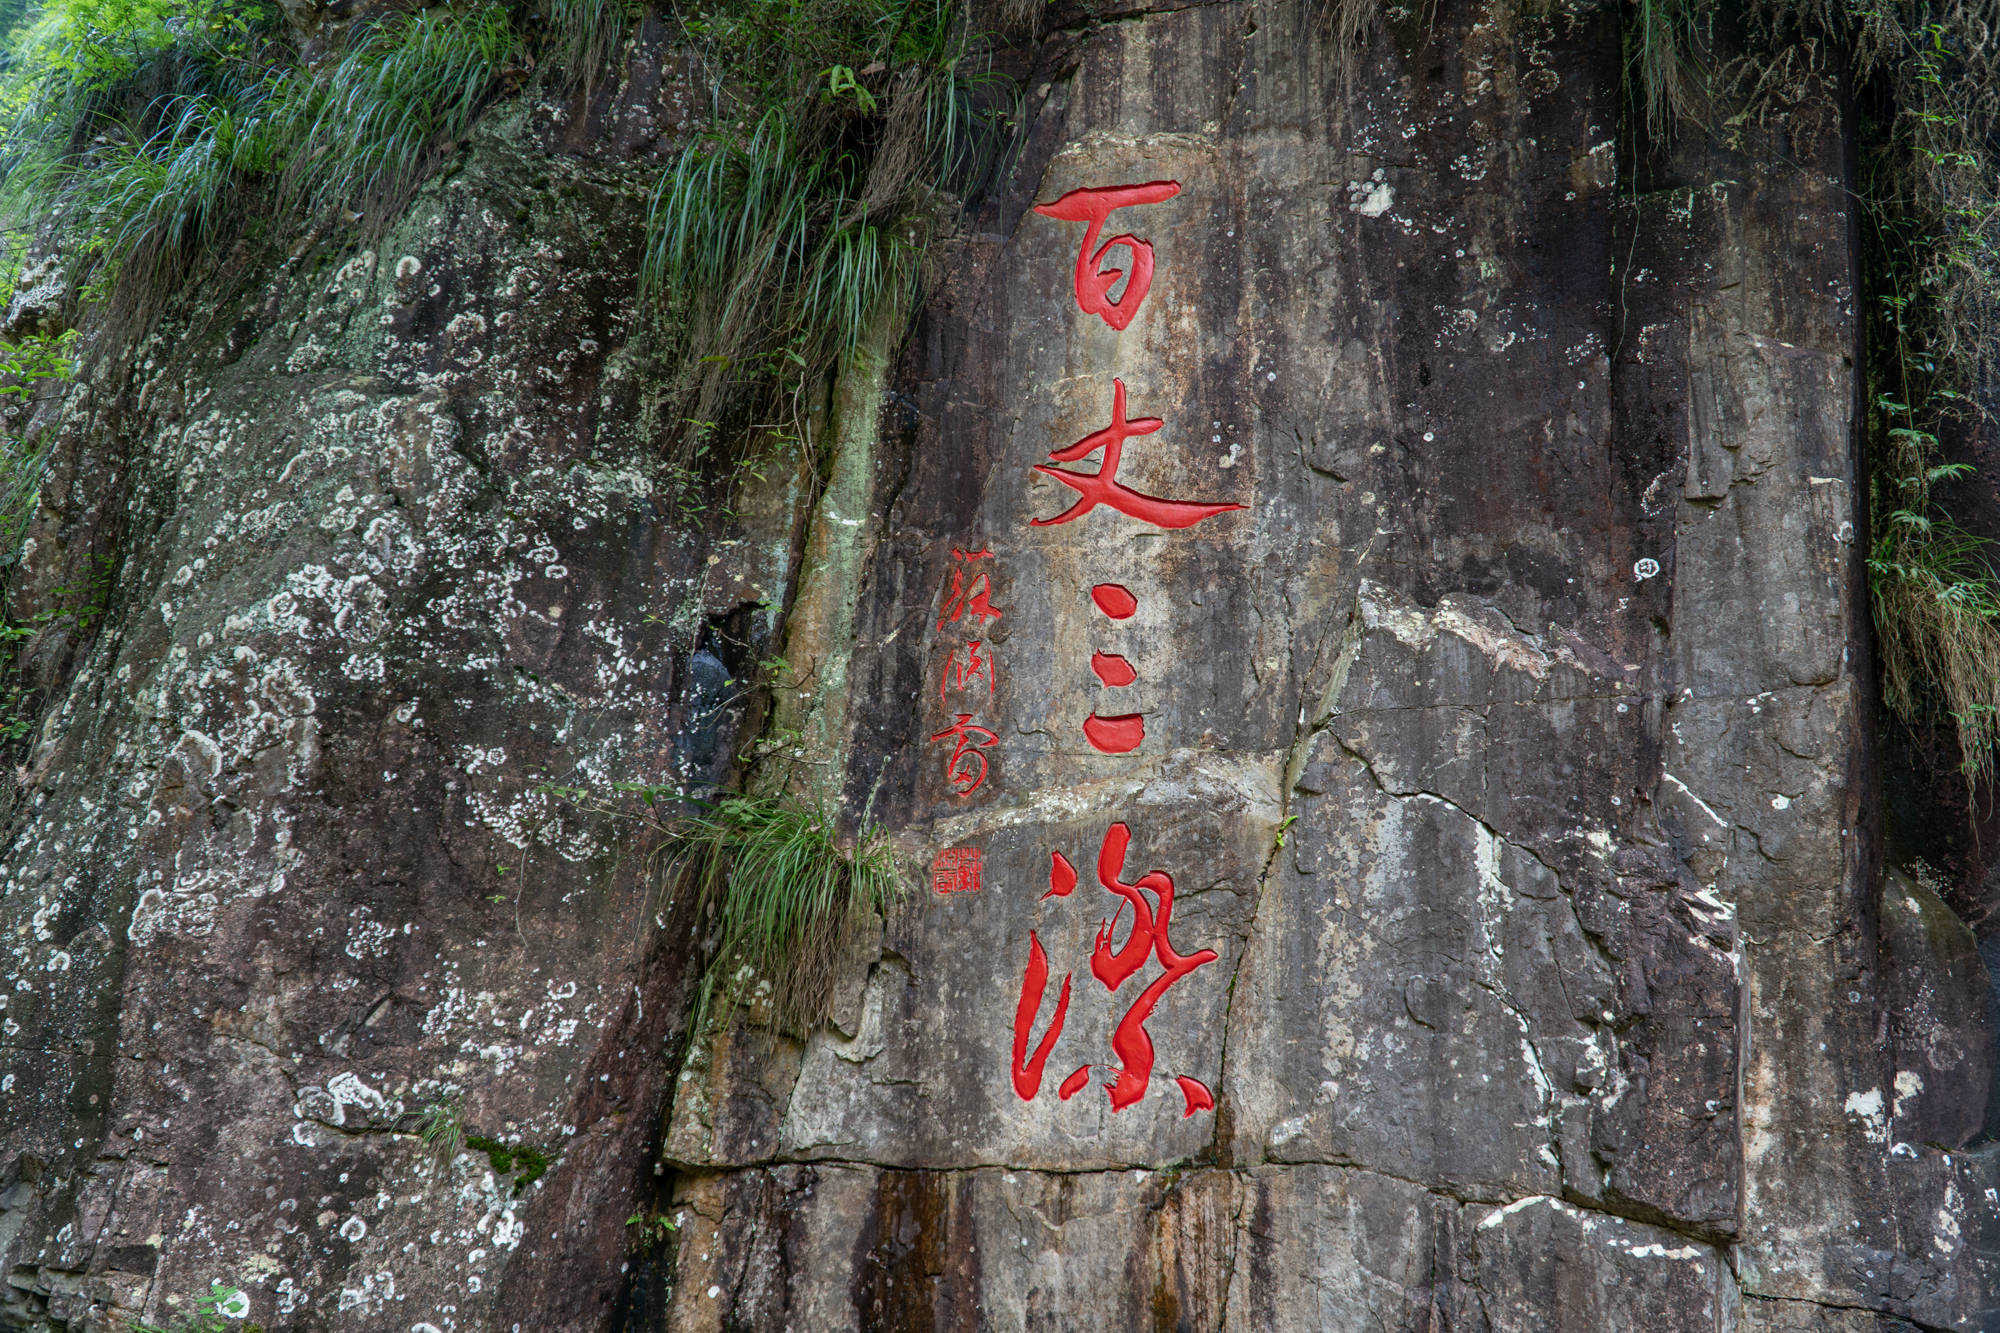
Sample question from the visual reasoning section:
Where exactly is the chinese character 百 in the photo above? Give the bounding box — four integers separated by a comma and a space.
1034, 181, 1181, 330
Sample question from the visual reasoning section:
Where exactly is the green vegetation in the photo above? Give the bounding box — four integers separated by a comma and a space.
0, 325, 71, 557
0, 325, 86, 752
0, 1, 521, 316
643, 0, 1009, 459
1624, 0, 1710, 139
127, 1281, 258, 1333
538, 771, 900, 1041
410, 1098, 551, 1195
418, 1094, 467, 1173
545, 0, 633, 93
625, 1208, 681, 1252
0, 0, 650, 322
1846, 9, 2000, 790
0, 0, 1004, 468
666, 791, 896, 1034
466, 1133, 552, 1195
276, 4, 517, 225
0, 551, 106, 744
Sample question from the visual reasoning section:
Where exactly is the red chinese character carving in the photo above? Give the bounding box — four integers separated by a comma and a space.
938, 640, 995, 705
938, 547, 1002, 629
1012, 931, 1071, 1099
1086, 823, 1218, 1111
929, 713, 999, 796
1175, 1076, 1214, 1117
1034, 181, 1181, 330
1084, 712, 1145, 753
1042, 851, 1078, 900
1010, 824, 1218, 1113
931, 847, 983, 895
1091, 583, 1138, 618
1032, 380, 1246, 530
1091, 652, 1137, 687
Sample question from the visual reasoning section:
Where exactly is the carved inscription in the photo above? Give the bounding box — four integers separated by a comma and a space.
1002, 177, 1238, 1115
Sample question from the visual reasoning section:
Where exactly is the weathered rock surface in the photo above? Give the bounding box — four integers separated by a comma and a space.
0, 0, 1997, 1330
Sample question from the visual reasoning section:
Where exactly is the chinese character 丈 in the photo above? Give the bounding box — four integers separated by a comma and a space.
1032, 379, 1245, 530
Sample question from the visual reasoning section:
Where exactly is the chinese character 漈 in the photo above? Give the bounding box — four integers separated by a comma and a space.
1032, 379, 1244, 530
1008, 822, 1217, 1115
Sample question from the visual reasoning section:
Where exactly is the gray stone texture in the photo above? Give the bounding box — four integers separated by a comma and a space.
0, 0, 1996, 1329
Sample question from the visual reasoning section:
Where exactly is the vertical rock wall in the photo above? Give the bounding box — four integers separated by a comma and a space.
0, 0, 1994, 1330
0, 66, 800, 1330
664, 0, 2000, 1328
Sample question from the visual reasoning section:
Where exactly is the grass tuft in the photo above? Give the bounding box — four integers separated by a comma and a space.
0, 0, 545, 323
276, 4, 515, 227
542, 0, 631, 94
641, 0, 1011, 462
418, 1095, 466, 1173
668, 791, 897, 1036
1627, 0, 1711, 139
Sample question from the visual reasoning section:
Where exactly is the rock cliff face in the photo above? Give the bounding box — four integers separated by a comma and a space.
0, 1, 1996, 1331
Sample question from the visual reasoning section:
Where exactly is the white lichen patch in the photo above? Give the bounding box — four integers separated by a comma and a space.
1843, 1087, 1888, 1144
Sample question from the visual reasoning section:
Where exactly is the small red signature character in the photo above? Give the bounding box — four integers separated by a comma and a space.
1034, 181, 1182, 330
939, 640, 995, 705
931, 847, 983, 896
929, 713, 999, 796
1033, 379, 1246, 530
938, 547, 1002, 630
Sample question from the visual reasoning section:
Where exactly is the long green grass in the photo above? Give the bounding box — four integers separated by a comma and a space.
0, 0, 641, 321
277, 4, 515, 225
542, 0, 630, 94
418, 1094, 467, 1172
668, 792, 896, 1035
643, 0, 1010, 459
